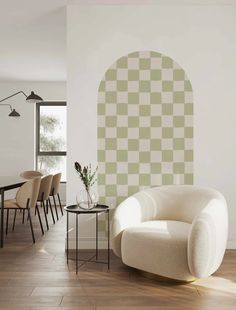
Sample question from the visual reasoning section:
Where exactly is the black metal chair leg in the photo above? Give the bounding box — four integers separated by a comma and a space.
27, 209, 35, 243
42, 201, 49, 230
57, 193, 63, 216
12, 209, 17, 231
22, 209, 25, 224
52, 196, 59, 220
47, 200, 55, 224
36, 204, 44, 235
6, 209, 9, 235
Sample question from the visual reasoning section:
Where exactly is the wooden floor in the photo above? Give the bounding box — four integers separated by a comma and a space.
0, 208, 236, 310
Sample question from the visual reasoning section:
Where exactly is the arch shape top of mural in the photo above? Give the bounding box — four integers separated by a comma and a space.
97, 50, 193, 207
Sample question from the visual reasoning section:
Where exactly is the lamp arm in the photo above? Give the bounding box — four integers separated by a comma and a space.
0, 103, 13, 111
0, 91, 27, 103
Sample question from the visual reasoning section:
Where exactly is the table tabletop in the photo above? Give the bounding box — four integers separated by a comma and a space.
0, 176, 25, 191
64, 204, 109, 214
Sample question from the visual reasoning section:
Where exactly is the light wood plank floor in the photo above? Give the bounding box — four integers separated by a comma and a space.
0, 208, 235, 310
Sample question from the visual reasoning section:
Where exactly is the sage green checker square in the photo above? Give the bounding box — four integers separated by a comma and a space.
139, 174, 150, 185
185, 127, 193, 138
97, 174, 105, 185
185, 103, 193, 115
128, 185, 139, 195
150, 51, 162, 57
129, 52, 139, 58
98, 127, 105, 138
117, 57, 128, 68
117, 103, 128, 115
139, 58, 151, 69
162, 174, 173, 185
173, 69, 185, 81
173, 138, 185, 150
185, 150, 193, 162
105, 138, 117, 150
98, 81, 105, 91
184, 80, 192, 91
139, 127, 151, 139
117, 174, 128, 185
128, 70, 139, 80
139, 152, 150, 163
106, 92, 117, 103
162, 57, 173, 68
173, 92, 185, 103
139, 105, 150, 116
98, 103, 105, 115
184, 174, 193, 184
173, 116, 185, 127
150, 92, 161, 104
173, 162, 185, 173
151, 116, 161, 127
128, 139, 139, 151
162, 127, 173, 138
117, 80, 128, 91
151, 162, 161, 173
128, 92, 139, 104
139, 81, 151, 92
162, 104, 173, 115
128, 116, 139, 127
128, 163, 139, 174
105, 69, 117, 81
105, 116, 116, 127
117, 127, 128, 138
106, 185, 117, 196
150, 139, 161, 150
105, 163, 117, 174
162, 81, 173, 92
151, 70, 161, 80
162, 150, 173, 162
117, 150, 128, 161
98, 150, 105, 162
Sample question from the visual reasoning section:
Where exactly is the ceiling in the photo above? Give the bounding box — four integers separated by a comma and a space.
0, 0, 234, 82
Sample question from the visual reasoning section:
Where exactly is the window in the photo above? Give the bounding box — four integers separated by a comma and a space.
36, 102, 66, 182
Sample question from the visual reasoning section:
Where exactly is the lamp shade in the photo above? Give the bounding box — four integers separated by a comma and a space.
26, 91, 43, 103
9, 109, 20, 117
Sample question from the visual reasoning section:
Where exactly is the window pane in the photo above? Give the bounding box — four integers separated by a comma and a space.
37, 156, 66, 182
39, 105, 66, 152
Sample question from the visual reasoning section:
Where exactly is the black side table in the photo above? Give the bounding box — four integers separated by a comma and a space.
64, 204, 110, 274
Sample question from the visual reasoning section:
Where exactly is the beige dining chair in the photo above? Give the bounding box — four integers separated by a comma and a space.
20, 170, 43, 179
4, 177, 41, 243
49, 173, 63, 220
37, 175, 54, 231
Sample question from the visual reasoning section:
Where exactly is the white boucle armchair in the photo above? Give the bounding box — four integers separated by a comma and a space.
111, 186, 228, 282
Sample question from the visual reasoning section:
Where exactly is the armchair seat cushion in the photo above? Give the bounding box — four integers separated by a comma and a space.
4, 199, 21, 209
121, 220, 195, 282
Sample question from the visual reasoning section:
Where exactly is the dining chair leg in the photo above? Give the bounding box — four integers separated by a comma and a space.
27, 209, 35, 243
12, 210, 17, 231
6, 209, 9, 235
36, 204, 44, 235
22, 209, 25, 224
57, 193, 63, 216
42, 201, 49, 230
52, 195, 59, 220
47, 199, 55, 224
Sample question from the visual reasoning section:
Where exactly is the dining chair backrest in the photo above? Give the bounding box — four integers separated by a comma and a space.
38, 175, 53, 201
20, 170, 43, 180
16, 177, 41, 209
50, 173, 62, 196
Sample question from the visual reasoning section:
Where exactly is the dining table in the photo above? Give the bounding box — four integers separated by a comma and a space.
0, 176, 25, 248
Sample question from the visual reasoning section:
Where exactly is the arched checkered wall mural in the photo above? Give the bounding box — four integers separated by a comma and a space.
97, 51, 193, 208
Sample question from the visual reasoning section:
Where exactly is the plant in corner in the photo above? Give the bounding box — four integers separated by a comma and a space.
74, 162, 98, 210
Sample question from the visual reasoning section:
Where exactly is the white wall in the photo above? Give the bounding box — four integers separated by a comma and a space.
0, 81, 67, 202
67, 4, 236, 248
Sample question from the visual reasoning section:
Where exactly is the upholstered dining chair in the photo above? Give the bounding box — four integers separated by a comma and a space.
4, 177, 41, 243
49, 173, 63, 220
37, 175, 54, 231
20, 170, 43, 179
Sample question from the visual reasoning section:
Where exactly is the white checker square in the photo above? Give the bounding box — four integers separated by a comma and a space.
151, 127, 162, 138
98, 162, 105, 174
105, 81, 117, 91
139, 51, 150, 58
106, 174, 117, 184
139, 139, 150, 151
98, 185, 105, 197
139, 116, 150, 127
174, 127, 184, 138
150, 151, 162, 162
117, 163, 128, 174
117, 138, 128, 149
117, 92, 128, 103
106, 150, 117, 162
128, 151, 139, 162
151, 104, 162, 115
151, 174, 162, 186
173, 150, 184, 162
162, 92, 173, 103
128, 104, 139, 116
128, 58, 139, 69
139, 93, 150, 105
173, 103, 184, 115
106, 127, 116, 138
162, 69, 173, 81
98, 138, 105, 149
117, 115, 128, 127
151, 81, 162, 92
162, 116, 173, 127
128, 81, 139, 92
162, 138, 173, 150
117, 185, 128, 197
128, 174, 139, 185
128, 127, 139, 138
185, 92, 193, 103
162, 162, 173, 173
140, 163, 151, 174
106, 104, 116, 115
173, 62, 181, 70
98, 92, 105, 104
185, 138, 193, 149
173, 81, 184, 91
185, 115, 193, 127
98, 115, 105, 127
140, 70, 150, 80
173, 174, 184, 185
150, 57, 162, 69
117, 69, 128, 80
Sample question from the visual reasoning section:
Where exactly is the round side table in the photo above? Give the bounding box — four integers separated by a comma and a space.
64, 204, 110, 274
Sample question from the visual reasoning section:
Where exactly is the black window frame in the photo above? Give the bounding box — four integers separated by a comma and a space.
36, 101, 67, 182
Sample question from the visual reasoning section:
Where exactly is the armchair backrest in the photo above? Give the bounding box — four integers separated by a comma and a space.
16, 177, 41, 209
38, 175, 53, 201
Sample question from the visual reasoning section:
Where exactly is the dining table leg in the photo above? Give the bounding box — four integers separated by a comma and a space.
0, 189, 4, 248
